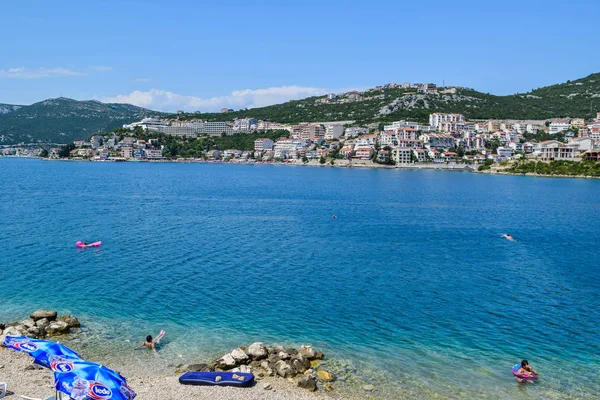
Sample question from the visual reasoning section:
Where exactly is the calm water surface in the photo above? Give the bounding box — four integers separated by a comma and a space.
1, 158, 599, 399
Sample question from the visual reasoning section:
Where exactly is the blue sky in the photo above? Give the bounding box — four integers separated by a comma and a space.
1, 0, 598, 111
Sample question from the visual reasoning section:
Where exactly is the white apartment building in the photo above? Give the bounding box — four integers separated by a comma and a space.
549, 119, 570, 134
159, 126, 197, 138
233, 118, 257, 132
325, 124, 344, 140
292, 124, 325, 141
256, 121, 291, 132
254, 138, 274, 152
354, 134, 378, 149
391, 147, 413, 164
429, 113, 465, 132
379, 131, 397, 147
344, 127, 368, 138
273, 139, 309, 158
420, 133, 456, 149
383, 120, 419, 131
204, 122, 234, 136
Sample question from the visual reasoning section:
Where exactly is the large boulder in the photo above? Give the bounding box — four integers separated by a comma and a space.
230, 348, 249, 364
274, 360, 296, 378
247, 342, 268, 360
57, 315, 80, 328
30, 310, 57, 321
297, 375, 317, 392
213, 354, 236, 370
290, 354, 310, 374
45, 321, 69, 336
299, 345, 323, 360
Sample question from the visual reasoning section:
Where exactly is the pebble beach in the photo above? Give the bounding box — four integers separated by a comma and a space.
0, 347, 350, 400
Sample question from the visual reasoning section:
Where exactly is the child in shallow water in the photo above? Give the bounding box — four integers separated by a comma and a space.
141, 330, 166, 352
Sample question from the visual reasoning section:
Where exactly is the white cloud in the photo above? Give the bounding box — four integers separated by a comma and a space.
101, 86, 329, 112
0, 67, 84, 79
90, 65, 112, 71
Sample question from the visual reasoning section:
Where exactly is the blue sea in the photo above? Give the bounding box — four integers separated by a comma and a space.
1, 158, 599, 399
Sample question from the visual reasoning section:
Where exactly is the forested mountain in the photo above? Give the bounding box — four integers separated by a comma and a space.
0, 98, 162, 144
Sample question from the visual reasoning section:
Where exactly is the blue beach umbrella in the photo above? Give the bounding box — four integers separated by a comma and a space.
51, 359, 136, 400
2, 335, 82, 368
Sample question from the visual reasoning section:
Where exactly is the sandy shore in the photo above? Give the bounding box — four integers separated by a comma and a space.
0, 347, 350, 400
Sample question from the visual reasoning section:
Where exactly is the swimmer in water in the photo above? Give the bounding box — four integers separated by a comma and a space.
141, 330, 166, 352
515, 360, 537, 383
503, 233, 514, 241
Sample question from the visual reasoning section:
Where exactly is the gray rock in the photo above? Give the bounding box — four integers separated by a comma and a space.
22, 319, 36, 329
274, 360, 296, 378
267, 353, 282, 366
35, 318, 49, 333
186, 363, 211, 372
0, 323, 5, 330
262, 383, 272, 390
297, 375, 317, 392
278, 351, 291, 360
30, 310, 57, 321
247, 342, 268, 360
290, 354, 310, 374
214, 354, 236, 370
0, 325, 21, 344
45, 321, 69, 336
299, 345, 323, 360
260, 361, 274, 376
230, 348, 249, 364
27, 326, 41, 337
57, 315, 80, 328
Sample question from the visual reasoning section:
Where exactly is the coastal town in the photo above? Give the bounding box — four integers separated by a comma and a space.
3, 86, 600, 167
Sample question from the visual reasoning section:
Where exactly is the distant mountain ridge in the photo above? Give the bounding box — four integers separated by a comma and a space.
1, 72, 599, 145
0, 97, 163, 145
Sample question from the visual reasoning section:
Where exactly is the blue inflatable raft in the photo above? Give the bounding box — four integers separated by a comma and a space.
179, 371, 255, 387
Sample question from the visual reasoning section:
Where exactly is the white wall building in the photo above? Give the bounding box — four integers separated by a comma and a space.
429, 113, 465, 132
549, 120, 570, 134
325, 124, 344, 140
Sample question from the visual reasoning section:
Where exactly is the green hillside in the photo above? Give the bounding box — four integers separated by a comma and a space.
1, 73, 598, 145
177, 73, 600, 124
0, 98, 162, 145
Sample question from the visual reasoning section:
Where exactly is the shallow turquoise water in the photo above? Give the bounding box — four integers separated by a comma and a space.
1, 158, 599, 399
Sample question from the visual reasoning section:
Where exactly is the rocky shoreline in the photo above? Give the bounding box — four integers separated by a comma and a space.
1, 311, 355, 399
179, 343, 334, 393
0, 309, 80, 340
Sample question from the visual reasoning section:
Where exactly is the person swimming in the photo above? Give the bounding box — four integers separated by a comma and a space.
141, 330, 166, 352
503, 233, 514, 241
515, 359, 537, 383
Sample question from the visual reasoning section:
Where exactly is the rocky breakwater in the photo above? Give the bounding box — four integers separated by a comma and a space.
0, 309, 80, 342
181, 343, 338, 392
